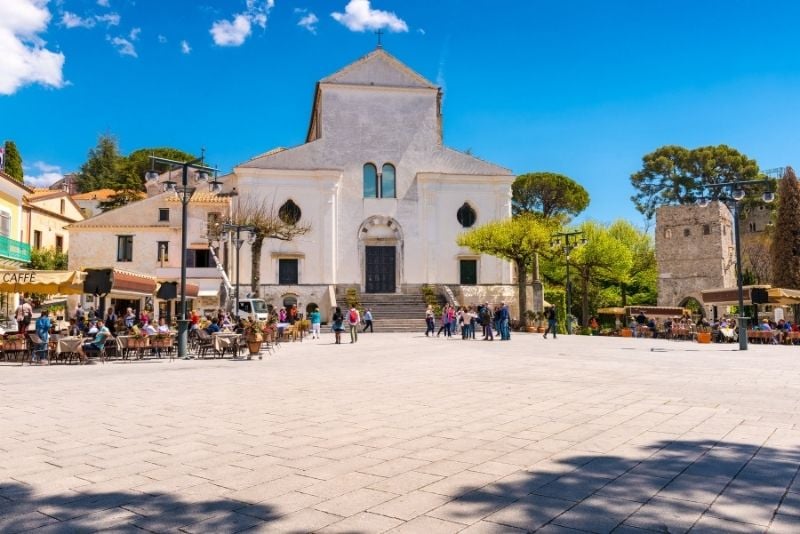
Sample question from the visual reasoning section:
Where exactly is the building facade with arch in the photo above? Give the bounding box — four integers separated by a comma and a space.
230, 48, 515, 316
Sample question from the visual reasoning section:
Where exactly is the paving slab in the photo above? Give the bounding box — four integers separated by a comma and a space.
2, 334, 800, 532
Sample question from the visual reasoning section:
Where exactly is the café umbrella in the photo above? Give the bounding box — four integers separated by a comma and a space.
0, 270, 86, 295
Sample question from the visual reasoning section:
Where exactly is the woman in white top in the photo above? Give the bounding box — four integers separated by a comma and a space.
157, 317, 170, 334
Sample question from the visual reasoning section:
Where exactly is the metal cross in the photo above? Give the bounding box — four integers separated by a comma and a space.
375, 29, 383, 48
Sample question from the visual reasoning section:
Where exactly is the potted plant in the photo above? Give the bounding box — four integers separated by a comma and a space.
696, 324, 712, 344
3, 333, 25, 351
524, 311, 537, 332
151, 333, 172, 349
128, 331, 148, 348
243, 320, 265, 358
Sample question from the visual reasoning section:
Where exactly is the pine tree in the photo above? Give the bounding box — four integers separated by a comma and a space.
770, 167, 800, 288
77, 134, 139, 193
3, 141, 23, 182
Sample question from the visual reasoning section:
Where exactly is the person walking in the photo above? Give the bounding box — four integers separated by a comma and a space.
310, 307, 321, 339
16, 298, 32, 334
425, 306, 435, 337
437, 305, 449, 337
347, 306, 360, 343
499, 302, 510, 340
362, 308, 373, 333
33, 309, 51, 364
544, 306, 558, 339
332, 307, 344, 344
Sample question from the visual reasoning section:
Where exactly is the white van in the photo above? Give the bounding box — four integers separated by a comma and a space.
235, 298, 270, 322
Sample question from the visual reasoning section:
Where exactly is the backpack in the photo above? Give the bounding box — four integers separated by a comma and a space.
349, 310, 358, 323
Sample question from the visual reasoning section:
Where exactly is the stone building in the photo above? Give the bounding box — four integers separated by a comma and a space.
22, 189, 84, 254
228, 47, 515, 316
656, 201, 736, 311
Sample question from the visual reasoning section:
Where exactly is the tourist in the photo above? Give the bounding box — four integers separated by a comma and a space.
139, 308, 150, 325
462, 308, 474, 340
362, 308, 374, 333
347, 306, 360, 343
589, 316, 599, 334
142, 320, 157, 336
205, 318, 221, 335
105, 307, 117, 336
16, 298, 32, 334
124, 308, 136, 329
544, 306, 557, 339
425, 305, 435, 337
82, 319, 109, 362
437, 305, 449, 337
480, 304, 493, 340
33, 309, 51, 364
310, 307, 321, 339
157, 317, 170, 334
469, 307, 477, 339
499, 302, 510, 340
332, 307, 344, 344
278, 307, 287, 323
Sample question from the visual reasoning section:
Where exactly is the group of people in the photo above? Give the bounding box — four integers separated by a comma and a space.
329, 306, 374, 344
424, 303, 513, 341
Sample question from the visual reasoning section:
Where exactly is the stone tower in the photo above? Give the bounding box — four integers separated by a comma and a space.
655, 202, 737, 309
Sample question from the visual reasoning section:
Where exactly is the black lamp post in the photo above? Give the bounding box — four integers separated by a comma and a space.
217, 222, 256, 317
697, 178, 774, 351
146, 152, 223, 359
551, 230, 587, 334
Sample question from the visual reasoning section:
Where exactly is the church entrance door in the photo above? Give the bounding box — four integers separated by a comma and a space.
365, 246, 396, 293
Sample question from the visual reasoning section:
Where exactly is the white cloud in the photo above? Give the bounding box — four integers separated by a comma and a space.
129, 27, 140, 40
24, 161, 64, 188
180, 39, 191, 54
0, 0, 65, 95
108, 35, 137, 57
97, 0, 110, 6
210, 0, 274, 47
61, 11, 95, 28
157, 34, 167, 43
331, 0, 407, 33
95, 12, 120, 26
210, 14, 251, 46
298, 12, 318, 34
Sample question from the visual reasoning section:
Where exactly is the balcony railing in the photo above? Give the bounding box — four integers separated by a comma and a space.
0, 234, 31, 263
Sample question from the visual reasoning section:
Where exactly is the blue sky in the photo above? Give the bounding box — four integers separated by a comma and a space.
2, 0, 800, 226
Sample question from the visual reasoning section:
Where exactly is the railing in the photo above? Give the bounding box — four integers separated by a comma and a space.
0, 234, 31, 263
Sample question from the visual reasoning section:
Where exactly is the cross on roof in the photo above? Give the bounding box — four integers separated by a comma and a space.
375, 29, 383, 48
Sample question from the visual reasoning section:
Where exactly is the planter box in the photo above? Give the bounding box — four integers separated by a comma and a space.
620, 328, 633, 338
696, 332, 712, 344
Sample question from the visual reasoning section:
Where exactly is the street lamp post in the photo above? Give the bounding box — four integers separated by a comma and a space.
697, 178, 775, 351
146, 152, 223, 359
217, 222, 256, 317
551, 230, 587, 334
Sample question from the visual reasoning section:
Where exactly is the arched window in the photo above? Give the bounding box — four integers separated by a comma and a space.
457, 202, 477, 228
278, 199, 301, 224
363, 163, 378, 198
381, 163, 396, 198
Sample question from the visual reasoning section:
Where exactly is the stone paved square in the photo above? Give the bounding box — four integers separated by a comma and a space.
2, 333, 800, 533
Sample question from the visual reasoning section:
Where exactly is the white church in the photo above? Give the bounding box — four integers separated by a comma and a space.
68, 47, 518, 322
231, 47, 516, 311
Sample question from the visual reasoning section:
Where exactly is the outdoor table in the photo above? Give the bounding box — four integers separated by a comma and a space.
212, 333, 240, 358
53, 336, 85, 363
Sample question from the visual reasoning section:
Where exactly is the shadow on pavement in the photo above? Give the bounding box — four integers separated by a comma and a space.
435, 439, 800, 532
0, 483, 276, 533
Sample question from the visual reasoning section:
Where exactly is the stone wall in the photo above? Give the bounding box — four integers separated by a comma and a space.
655, 202, 736, 310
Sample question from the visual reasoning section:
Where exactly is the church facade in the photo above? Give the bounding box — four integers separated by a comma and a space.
231, 48, 515, 313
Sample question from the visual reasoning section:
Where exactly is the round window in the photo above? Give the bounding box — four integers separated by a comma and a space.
457, 203, 477, 227
279, 200, 302, 224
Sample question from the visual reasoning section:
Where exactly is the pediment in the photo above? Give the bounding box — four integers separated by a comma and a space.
321, 49, 436, 89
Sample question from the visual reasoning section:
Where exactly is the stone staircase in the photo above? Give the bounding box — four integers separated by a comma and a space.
335, 286, 442, 333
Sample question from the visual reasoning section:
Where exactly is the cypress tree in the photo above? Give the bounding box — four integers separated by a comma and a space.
771, 167, 800, 288
3, 141, 23, 182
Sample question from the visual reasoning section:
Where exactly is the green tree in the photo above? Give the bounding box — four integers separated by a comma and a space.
630, 144, 760, 221
771, 167, 800, 288
512, 172, 589, 220
569, 222, 633, 326
457, 214, 556, 326
29, 247, 68, 270
3, 140, 23, 182
77, 134, 138, 193
607, 220, 657, 306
